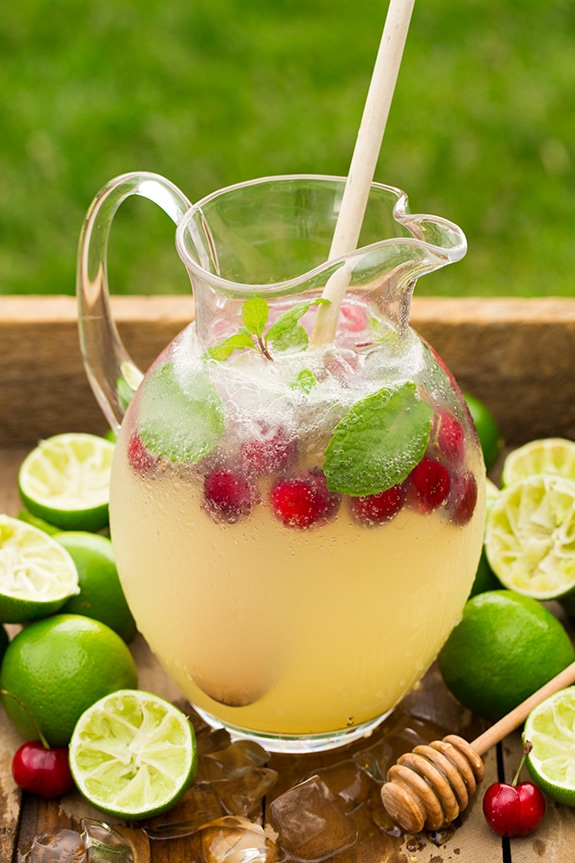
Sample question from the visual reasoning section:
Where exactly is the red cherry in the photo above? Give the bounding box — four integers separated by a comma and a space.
448, 471, 478, 525
433, 410, 465, 464
239, 426, 296, 475
203, 468, 255, 523
483, 781, 545, 838
12, 741, 74, 798
350, 483, 405, 525
271, 470, 340, 528
482, 742, 546, 838
406, 456, 450, 513
127, 431, 157, 473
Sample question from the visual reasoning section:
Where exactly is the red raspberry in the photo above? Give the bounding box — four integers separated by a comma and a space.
239, 426, 296, 476
127, 432, 157, 473
350, 483, 405, 525
433, 410, 465, 464
271, 470, 340, 528
407, 456, 451, 513
448, 471, 478, 525
204, 468, 255, 523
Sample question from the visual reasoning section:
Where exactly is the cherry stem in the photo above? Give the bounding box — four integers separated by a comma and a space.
511, 740, 533, 787
0, 688, 50, 750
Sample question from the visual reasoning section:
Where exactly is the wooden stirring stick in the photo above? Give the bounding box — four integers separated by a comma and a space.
311, 0, 416, 345
381, 659, 575, 833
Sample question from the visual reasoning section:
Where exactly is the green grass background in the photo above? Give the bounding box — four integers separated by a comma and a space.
1, 0, 574, 298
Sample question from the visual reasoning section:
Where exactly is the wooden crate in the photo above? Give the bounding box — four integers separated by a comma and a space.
2, 295, 575, 863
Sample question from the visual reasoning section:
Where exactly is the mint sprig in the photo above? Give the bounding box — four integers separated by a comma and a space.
138, 362, 225, 463
323, 382, 432, 496
206, 296, 329, 361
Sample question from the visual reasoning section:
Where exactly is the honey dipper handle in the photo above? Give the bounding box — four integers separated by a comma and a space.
471, 659, 575, 756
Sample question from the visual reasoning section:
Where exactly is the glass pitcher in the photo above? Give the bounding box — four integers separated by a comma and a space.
77, 172, 486, 753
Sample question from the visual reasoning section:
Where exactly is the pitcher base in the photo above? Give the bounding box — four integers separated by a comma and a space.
192, 706, 391, 754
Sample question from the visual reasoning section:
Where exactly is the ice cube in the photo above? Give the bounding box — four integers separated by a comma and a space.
304, 761, 373, 814
144, 784, 226, 839
81, 820, 148, 863
18, 830, 85, 863
197, 740, 271, 781
268, 775, 357, 861
211, 767, 278, 818
198, 816, 274, 863
196, 725, 234, 756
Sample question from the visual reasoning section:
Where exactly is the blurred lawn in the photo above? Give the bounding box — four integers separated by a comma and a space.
0, 0, 574, 298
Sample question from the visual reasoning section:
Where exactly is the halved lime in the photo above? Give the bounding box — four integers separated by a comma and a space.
0, 514, 79, 622
18, 433, 115, 531
484, 474, 575, 600
502, 438, 575, 488
69, 689, 197, 820
524, 686, 575, 806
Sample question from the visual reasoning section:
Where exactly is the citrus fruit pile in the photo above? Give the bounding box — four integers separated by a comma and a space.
438, 433, 575, 822
0, 431, 197, 819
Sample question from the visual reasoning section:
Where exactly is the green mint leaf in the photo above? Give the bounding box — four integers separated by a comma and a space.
290, 368, 317, 393
268, 323, 308, 352
265, 298, 329, 346
138, 362, 225, 463
205, 332, 256, 361
323, 382, 432, 496
241, 296, 269, 336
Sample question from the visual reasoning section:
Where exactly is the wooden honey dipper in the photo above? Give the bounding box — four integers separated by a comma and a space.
381, 660, 575, 833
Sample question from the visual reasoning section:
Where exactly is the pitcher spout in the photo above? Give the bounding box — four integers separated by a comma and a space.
175, 176, 467, 348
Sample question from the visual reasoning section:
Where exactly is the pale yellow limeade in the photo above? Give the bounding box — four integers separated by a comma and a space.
112, 464, 484, 734
110, 322, 485, 739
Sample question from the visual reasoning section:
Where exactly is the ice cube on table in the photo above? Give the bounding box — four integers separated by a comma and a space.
197, 740, 271, 781
210, 767, 278, 818
197, 816, 273, 863
144, 784, 226, 838
19, 830, 85, 863
268, 775, 357, 861
303, 760, 373, 814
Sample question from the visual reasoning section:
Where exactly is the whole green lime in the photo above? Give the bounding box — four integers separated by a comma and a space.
0, 614, 138, 746
56, 531, 137, 642
464, 392, 503, 471
437, 590, 575, 720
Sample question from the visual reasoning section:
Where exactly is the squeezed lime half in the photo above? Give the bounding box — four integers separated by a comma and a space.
18, 433, 115, 531
0, 514, 79, 622
69, 689, 197, 819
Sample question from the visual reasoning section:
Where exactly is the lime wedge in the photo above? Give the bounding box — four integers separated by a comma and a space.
484, 474, 575, 600
18, 433, 115, 532
0, 514, 79, 622
502, 438, 575, 488
69, 689, 197, 820
524, 686, 575, 806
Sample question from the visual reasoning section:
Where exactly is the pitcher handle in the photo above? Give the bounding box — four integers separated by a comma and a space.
77, 171, 192, 432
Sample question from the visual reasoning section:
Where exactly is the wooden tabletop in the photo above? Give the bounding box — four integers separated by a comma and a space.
3, 447, 575, 862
